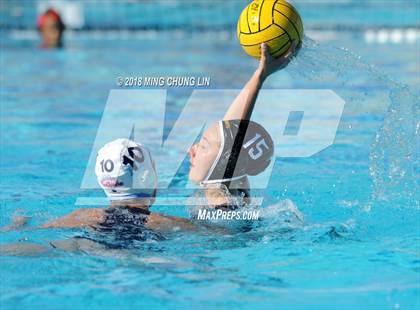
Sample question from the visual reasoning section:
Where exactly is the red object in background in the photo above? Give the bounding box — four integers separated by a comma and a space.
37, 9, 63, 29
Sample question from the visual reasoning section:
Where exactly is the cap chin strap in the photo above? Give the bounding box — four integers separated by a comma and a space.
199, 174, 247, 186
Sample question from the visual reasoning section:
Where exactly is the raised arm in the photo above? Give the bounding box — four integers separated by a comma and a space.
223, 41, 297, 121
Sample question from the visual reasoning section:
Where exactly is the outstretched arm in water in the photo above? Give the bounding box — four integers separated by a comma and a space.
2, 208, 198, 232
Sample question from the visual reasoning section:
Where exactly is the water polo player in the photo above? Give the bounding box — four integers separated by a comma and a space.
37, 8, 65, 48
1, 139, 196, 253
189, 120, 274, 207
188, 41, 297, 211
42, 139, 195, 233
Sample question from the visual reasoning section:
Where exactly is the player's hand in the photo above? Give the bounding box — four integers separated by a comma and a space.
257, 40, 297, 80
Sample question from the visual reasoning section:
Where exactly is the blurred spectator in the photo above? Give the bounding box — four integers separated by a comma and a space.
37, 9, 65, 48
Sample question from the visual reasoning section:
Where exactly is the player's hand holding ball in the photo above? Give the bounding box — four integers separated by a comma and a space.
258, 40, 297, 80
238, 0, 303, 60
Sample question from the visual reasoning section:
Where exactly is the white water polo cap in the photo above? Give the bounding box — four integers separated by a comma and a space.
95, 138, 157, 201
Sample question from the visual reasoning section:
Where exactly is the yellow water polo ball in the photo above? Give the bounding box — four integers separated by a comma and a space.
237, 0, 304, 59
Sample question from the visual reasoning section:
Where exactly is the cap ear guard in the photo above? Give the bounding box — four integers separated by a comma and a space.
201, 121, 227, 184
122, 145, 145, 170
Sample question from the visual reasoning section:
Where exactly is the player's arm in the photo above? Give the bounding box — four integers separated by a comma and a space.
1, 209, 104, 232
0, 216, 31, 232
147, 213, 198, 231
223, 41, 297, 121
41, 208, 105, 229
147, 213, 232, 234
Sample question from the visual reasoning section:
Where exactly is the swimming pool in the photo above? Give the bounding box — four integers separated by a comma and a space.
1, 2, 419, 310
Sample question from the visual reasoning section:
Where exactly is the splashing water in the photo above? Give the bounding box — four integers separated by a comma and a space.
370, 87, 419, 206
288, 38, 419, 208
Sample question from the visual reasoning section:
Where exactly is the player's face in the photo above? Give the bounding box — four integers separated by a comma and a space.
40, 16, 61, 48
188, 123, 220, 183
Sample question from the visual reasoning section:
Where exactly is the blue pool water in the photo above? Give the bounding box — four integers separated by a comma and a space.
1, 24, 419, 310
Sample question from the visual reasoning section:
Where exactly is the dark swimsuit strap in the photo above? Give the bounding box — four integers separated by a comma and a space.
105, 205, 151, 216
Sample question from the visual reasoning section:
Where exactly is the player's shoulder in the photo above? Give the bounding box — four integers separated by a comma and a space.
71, 208, 104, 219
